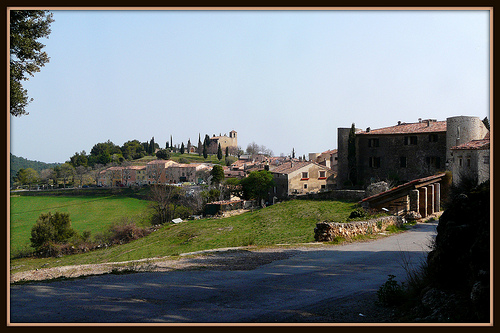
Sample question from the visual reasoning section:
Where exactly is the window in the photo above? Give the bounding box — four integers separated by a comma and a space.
321, 184, 326, 189
319, 171, 326, 179
301, 172, 309, 180
429, 134, 438, 142
368, 138, 380, 147
369, 157, 381, 168
400, 156, 407, 168
426, 156, 441, 169
459, 157, 463, 167
303, 183, 308, 189
404, 136, 418, 145
467, 158, 471, 168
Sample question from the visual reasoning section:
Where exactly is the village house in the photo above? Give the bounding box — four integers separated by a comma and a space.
269, 161, 336, 201
98, 166, 124, 187
309, 149, 338, 172
165, 163, 211, 184
450, 132, 490, 186
336, 116, 489, 188
122, 165, 147, 186
146, 159, 178, 184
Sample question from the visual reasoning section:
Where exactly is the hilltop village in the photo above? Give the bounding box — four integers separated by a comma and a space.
94, 115, 489, 209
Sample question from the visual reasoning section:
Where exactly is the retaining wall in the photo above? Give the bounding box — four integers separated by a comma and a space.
314, 216, 403, 242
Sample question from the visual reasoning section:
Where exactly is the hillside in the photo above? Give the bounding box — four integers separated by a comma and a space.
10, 154, 61, 183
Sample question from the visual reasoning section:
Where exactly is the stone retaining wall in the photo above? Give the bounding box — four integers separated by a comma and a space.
314, 216, 403, 242
296, 189, 366, 201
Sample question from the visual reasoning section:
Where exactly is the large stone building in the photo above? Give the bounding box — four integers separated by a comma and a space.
209, 130, 238, 152
337, 116, 489, 188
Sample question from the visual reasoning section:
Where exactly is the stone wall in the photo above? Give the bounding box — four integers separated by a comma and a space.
297, 189, 366, 202
314, 216, 403, 241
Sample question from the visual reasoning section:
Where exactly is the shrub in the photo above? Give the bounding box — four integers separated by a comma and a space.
377, 274, 406, 306
30, 212, 77, 254
106, 220, 150, 245
349, 208, 366, 219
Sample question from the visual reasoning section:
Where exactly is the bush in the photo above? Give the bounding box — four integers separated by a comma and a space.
106, 220, 150, 245
377, 274, 406, 306
349, 208, 366, 219
30, 212, 77, 254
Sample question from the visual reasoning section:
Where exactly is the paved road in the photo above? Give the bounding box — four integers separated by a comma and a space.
9, 222, 437, 324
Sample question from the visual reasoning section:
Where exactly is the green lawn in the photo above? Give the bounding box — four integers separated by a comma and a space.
9, 195, 150, 256
10, 197, 360, 274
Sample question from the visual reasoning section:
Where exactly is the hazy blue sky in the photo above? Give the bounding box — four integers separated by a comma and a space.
10, 9, 490, 164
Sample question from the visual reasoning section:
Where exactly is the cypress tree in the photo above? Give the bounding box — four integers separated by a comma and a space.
217, 143, 223, 160
348, 123, 357, 186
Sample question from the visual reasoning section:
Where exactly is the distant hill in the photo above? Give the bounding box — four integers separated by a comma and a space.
10, 154, 61, 184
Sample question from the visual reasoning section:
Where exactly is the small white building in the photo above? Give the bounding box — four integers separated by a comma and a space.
450, 133, 490, 186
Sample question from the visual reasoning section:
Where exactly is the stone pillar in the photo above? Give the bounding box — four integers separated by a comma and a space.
419, 187, 428, 218
427, 185, 435, 215
410, 189, 419, 213
434, 182, 441, 213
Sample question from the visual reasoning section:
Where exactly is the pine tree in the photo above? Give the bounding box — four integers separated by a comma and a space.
225, 146, 229, 158
180, 142, 185, 154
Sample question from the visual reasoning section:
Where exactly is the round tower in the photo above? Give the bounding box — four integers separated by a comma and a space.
446, 116, 489, 166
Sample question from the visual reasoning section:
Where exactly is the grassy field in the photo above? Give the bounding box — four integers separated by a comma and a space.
10, 196, 362, 274
9, 195, 151, 257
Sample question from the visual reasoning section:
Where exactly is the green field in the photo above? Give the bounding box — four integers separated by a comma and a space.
10, 195, 151, 256
10, 194, 362, 274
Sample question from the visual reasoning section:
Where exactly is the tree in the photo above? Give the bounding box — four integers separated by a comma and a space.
69, 151, 88, 168
180, 142, 185, 154
187, 139, 192, 154
39, 168, 56, 188
240, 170, 274, 206
149, 137, 156, 155
10, 10, 54, 117
217, 143, 223, 160
225, 146, 229, 158
15, 167, 39, 190
292, 148, 295, 159
156, 149, 171, 160
58, 163, 75, 188
148, 185, 186, 224
30, 212, 76, 254
75, 166, 89, 187
121, 140, 146, 160
210, 164, 225, 185
203, 142, 208, 159
198, 134, 202, 156
482, 117, 490, 131
347, 123, 358, 186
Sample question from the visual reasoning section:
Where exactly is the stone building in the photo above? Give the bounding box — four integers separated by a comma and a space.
337, 116, 489, 188
450, 132, 490, 186
209, 130, 238, 152
269, 161, 335, 201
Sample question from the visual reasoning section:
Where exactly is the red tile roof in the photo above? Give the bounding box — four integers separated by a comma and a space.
358, 120, 447, 135
451, 138, 490, 150
271, 161, 313, 174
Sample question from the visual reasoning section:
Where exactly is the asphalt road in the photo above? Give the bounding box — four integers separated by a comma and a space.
9, 222, 437, 324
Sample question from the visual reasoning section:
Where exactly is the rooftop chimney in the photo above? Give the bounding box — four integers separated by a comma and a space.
398, 121, 401, 125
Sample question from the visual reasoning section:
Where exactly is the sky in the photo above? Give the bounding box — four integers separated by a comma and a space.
9, 9, 491, 164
